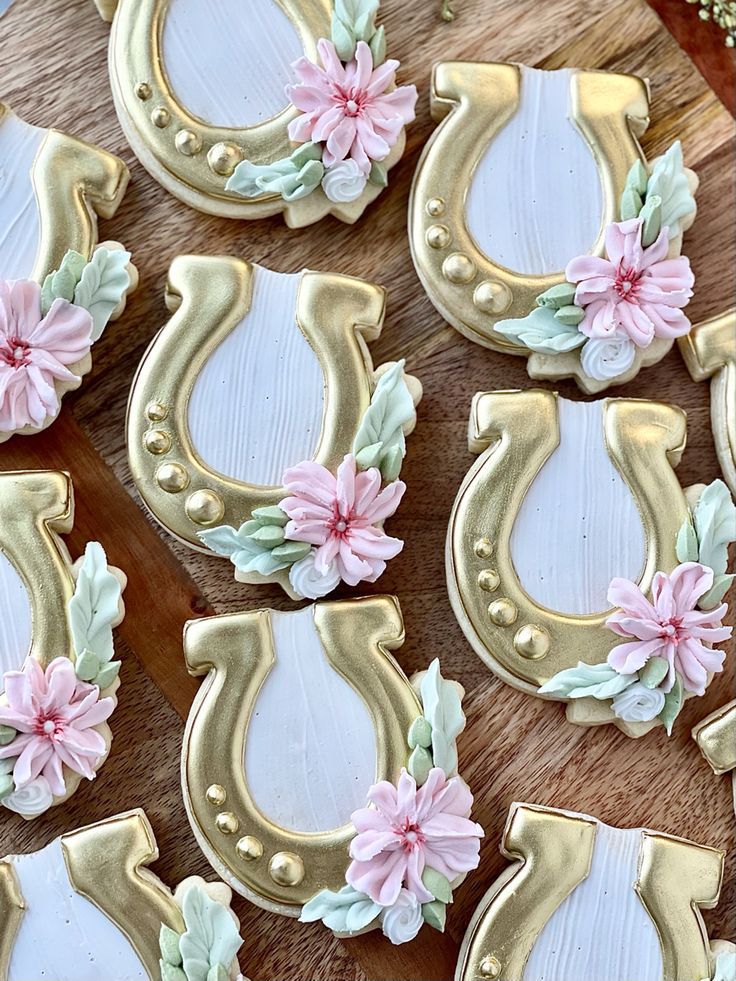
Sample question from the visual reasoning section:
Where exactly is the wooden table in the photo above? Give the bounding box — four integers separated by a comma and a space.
1, 0, 734, 978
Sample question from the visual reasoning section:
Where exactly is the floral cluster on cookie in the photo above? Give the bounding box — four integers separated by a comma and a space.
300, 660, 484, 945
0, 245, 134, 441
159, 877, 246, 981
0, 543, 125, 818
200, 360, 419, 597
495, 142, 697, 386
540, 480, 735, 734
226, 0, 417, 206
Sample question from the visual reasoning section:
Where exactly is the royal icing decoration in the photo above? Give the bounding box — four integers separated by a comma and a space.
101, 0, 416, 225
181, 596, 482, 945
409, 64, 698, 391
127, 259, 421, 598
693, 700, 736, 817
456, 803, 728, 981
0, 810, 248, 981
0, 471, 126, 819
447, 390, 735, 737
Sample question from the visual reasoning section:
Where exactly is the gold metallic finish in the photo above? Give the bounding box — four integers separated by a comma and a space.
216, 812, 240, 835
156, 462, 190, 493
127, 258, 387, 590
145, 401, 168, 421
185, 490, 225, 527
693, 701, 736, 776
236, 836, 264, 862
143, 429, 171, 454
679, 309, 736, 496
135, 82, 152, 100
427, 197, 446, 217
175, 129, 203, 157
488, 598, 517, 627
513, 624, 550, 661
208, 142, 244, 177
63, 810, 185, 974
478, 569, 500, 592
409, 65, 649, 352
269, 852, 305, 887
206, 784, 227, 806
473, 281, 511, 315
447, 391, 689, 732
474, 538, 493, 558
426, 224, 451, 249
181, 596, 422, 911
443, 252, 476, 284
478, 956, 501, 979
0, 862, 24, 978
151, 107, 170, 128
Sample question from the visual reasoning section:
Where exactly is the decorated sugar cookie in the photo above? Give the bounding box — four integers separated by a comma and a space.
456, 802, 728, 981
694, 701, 736, 816
447, 389, 735, 737
100, 0, 416, 224
0, 102, 136, 440
0, 809, 248, 980
409, 64, 698, 392
181, 596, 483, 945
0, 471, 126, 819
680, 309, 736, 496
127, 258, 421, 598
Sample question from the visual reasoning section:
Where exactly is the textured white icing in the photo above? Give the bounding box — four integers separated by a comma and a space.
162, 0, 303, 128
0, 111, 44, 280
523, 819, 663, 981
244, 605, 377, 833
510, 398, 645, 615
6, 838, 147, 981
0, 549, 32, 684
465, 67, 603, 275
187, 267, 324, 487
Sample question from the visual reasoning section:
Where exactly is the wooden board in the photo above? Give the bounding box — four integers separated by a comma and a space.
0, 0, 733, 977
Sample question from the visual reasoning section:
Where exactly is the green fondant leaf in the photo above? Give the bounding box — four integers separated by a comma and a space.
290, 142, 324, 168
226, 152, 324, 203
554, 304, 585, 327
41, 250, 88, 315
639, 193, 663, 247
369, 160, 388, 187
640, 657, 670, 690
620, 184, 644, 221
159, 924, 183, 966
676, 520, 699, 563
74, 648, 101, 683
700, 574, 735, 611
73, 247, 131, 341
0, 725, 17, 746
0, 773, 15, 801
206, 965, 230, 981
495, 306, 586, 355
94, 660, 121, 690
659, 675, 684, 736
407, 745, 433, 786
627, 159, 650, 197
421, 867, 453, 904
68, 542, 122, 664
198, 525, 292, 576
539, 662, 638, 700
419, 659, 465, 777
248, 524, 285, 548
269, 540, 311, 564
331, 12, 356, 59
380, 444, 404, 483
300, 885, 380, 934
0, 757, 14, 777
196, 526, 244, 557
692, 479, 736, 578
353, 360, 416, 481
407, 715, 433, 750
354, 442, 384, 470
369, 23, 387, 65
421, 900, 447, 932
646, 141, 696, 240
179, 886, 243, 981
250, 506, 288, 526
160, 961, 188, 981
536, 282, 577, 310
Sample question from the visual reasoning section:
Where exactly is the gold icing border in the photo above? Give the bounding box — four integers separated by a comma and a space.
0, 861, 24, 979
692, 701, 736, 777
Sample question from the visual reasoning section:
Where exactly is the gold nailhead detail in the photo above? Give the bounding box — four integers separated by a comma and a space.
146, 401, 168, 422
143, 429, 171, 455
426, 224, 451, 249
135, 82, 152, 101
474, 280, 512, 314
151, 107, 170, 128
478, 569, 500, 592
156, 462, 190, 493
269, 852, 305, 887
186, 490, 225, 526
236, 836, 264, 862
478, 955, 501, 979
488, 598, 517, 627
215, 812, 240, 835
474, 538, 493, 558
208, 141, 243, 176
206, 784, 226, 806
426, 197, 445, 217
514, 624, 551, 660
175, 129, 202, 156
443, 252, 476, 284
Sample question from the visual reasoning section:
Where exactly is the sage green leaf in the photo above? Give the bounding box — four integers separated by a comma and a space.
227, 154, 324, 203
206, 965, 230, 981
74, 648, 101, 683
699, 573, 735, 611
421, 867, 453, 904
554, 304, 585, 327
419, 659, 465, 776
0, 725, 17, 746
646, 141, 696, 240
180, 886, 243, 981
536, 282, 578, 310
640, 657, 669, 689
300, 886, 380, 934
251, 506, 288, 526
626, 158, 650, 197
380, 444, 404, 483
369, 23, 386, 65
0, 757, 14, 776
421, 900, 447, 932
198, 525, 292, 576
369, 160, 388, 187
539, 662, 637, 700
693, 479, 736, 577
41, 250, 88, 314
248, 524, 285, 548
353, 360, 416, 481
270, 540, 311, 564
659, 675, 684, 736
495, 306, 586, 355
620, 185, 643, 221
74, 247, 131, 341
331, 12, 356, 59
0, 773, 15, 801
408, 715, 433, 750
290, 142, 324, 168
159, 924, 183, 966
407, 745, 433, 786
639, 193, 663, 247
355, 442, 384, 470
94, 660, 121, 690
68, 542, 122, 664
161, 962, 188, 981
675, 520, 699, 563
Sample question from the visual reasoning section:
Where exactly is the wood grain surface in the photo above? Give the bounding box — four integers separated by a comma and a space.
0, 1, 734, 978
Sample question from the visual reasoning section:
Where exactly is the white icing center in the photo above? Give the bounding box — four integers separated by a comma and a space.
523, 820, 663, 981
187, 267, 324, 487
161, 0, 303, 128
0, 112, 44, 280
0, 549, 32, 686
465, 67, 603, 275
6, 838, 147, 980
244, 605, 377, 834
510, 398, 645, 615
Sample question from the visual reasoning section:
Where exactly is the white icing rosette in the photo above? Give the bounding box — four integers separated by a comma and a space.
1, 775, 54, 817
321, 159, 368, 203
580, 333, 637, 381
379, 888, 424, 945
289, 549, 342, 599
611, 682, 665, 723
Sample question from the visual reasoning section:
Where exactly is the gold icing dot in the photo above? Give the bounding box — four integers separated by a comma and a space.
186, 490, 225, 526
474, 280, 512, 315
143, 429, 171, 455
175, 129, 203, 156
208, 141, 243, 177
135, 82, 152, 101
443, 253, 476, 284
146, 401, 168, 422
478, 569, 500, 592
488, 598, 517, 627
206, 784, 226, 806
426, 224, 451, 250
269, 851, 305, 887
156, 462, 190, 493
514, 624, 551, 660
426, 197, 445, 217
236, 836, 264, 862
215, 811, 240, 835
151, 107, 170, 128
474, 538, 493, 559
478, 955, 502, 979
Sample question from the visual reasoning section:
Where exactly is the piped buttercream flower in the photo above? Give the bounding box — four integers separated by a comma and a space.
287, 39, 417, 175
566, 218, 694, 348
346, 767, 483, 907
0, 657, 114, 797
606, 562, 732, 695
280, 454, 405, 587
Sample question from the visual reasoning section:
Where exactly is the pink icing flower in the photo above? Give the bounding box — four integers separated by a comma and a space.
346, 767, 483, 906
280, 454, 405, 587
565, 218, 694, 348
287, 39, 417, 175
607, 562, 732, 696
0, 657, 114, 797
0, 279, 92, 433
